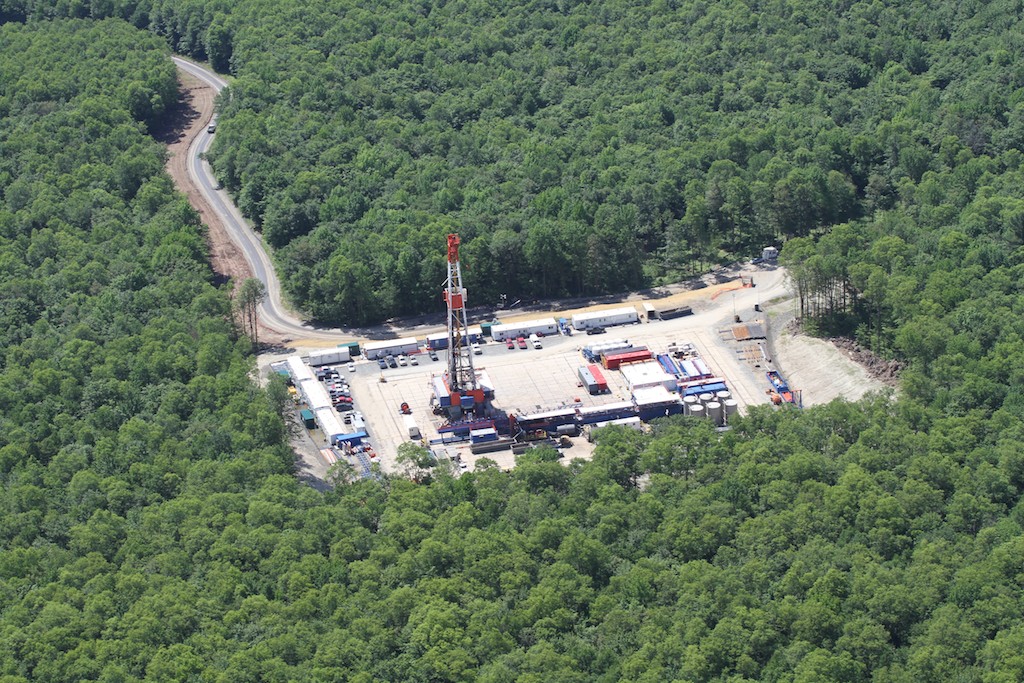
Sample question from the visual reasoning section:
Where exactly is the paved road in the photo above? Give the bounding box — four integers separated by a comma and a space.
172, 57, 342, 340
171, 57, 792, 349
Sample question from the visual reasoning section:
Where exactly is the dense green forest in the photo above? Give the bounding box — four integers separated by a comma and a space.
5, 6, 1024, 683
12, 0, 1024, 324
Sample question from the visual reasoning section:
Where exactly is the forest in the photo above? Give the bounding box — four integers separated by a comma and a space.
11, 0, 1024, 324
3, 3, 1024, 682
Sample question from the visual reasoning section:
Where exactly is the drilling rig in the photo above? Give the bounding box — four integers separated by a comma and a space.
433, 234, 492, 421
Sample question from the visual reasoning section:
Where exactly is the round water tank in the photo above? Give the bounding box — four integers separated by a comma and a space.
723, 399, 739, 423
698, 392, 714, 405
688, 403, 706, 419
706, 401, 724, 426
715, 390, 731, 401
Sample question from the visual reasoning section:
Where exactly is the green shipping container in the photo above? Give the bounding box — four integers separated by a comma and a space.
299, 409, 316, 429
480, 322, 493, 337
337, 341, 360, 357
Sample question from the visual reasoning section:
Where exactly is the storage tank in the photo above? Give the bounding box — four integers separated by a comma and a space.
698, 392, 714, 405
706, 401, 724, 426
723, 399, 739, 423
715, 390, 731, 402
688, 403, 706, 419
682, 395, 699, 415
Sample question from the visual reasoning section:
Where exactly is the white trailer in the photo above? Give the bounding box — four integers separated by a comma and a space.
490, 317, 558, 341
364, 337, 420, 359
403, 414, 421, 440
286, 356, 315, 384
571, 306, 640, 330
308, 347, 350, 366
299, 379, 333, 411
314, 406, 346, 444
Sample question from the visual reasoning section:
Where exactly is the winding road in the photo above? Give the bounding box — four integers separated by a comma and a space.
172, 57, 343, 341
170, 57, 791, 350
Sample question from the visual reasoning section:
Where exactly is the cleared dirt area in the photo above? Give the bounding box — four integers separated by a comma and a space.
762, 297, 887, 407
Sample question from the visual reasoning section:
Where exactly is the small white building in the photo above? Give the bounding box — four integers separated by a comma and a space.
762, 245, 779, 261
364, 337, 420, 359
571, 306, 639, 330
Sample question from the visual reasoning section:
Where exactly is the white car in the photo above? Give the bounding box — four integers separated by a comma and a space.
410, 356, 419, 365
472, 343, 482, 355
348, 362, 356, 372
397, 355, 408, 366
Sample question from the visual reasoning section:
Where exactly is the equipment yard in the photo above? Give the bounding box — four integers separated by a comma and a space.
265, 258, 890, 482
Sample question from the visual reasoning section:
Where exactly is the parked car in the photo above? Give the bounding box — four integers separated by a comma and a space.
472, 343, 482, 355
506, 339, 515, 350
348, 362, 356, 372
377, 358, 387, 369
429, 350, 439, 361
586, 327, 606, 335
410, 356, 419, 365
517, 337, 527, 349
386, 356, 397, 368
397, 355, 408, 366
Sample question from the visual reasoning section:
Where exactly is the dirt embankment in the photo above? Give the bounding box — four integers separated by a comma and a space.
160, 71, 253, 287
159, 69, 294, 345
764, 302, 894, 407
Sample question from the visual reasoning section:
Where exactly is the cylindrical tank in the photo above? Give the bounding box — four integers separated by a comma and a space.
706, 401, 723, 426
688, 403, 706, 419
715, 390, 731, 401
682, 394, 698, 415
723, 399, 739, 423
698, 392, 714, 405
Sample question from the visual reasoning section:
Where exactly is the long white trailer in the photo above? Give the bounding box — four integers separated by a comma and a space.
491, 317, 558, 341
308, 347, 351, 366
286, 356, 315, 383
572, 306, 639, 330
364, 337, 420, 359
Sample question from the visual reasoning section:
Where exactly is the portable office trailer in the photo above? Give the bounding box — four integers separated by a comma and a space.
298, 379, 332, 411
490, 317, 558, 341
364, 337, 420, 359
308, 347, 350, 366
571, 306, 639, 330
286, 356, 315, 384
314, 406, 346, 444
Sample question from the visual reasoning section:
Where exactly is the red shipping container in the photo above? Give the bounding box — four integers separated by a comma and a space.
603, 349, 652, 370
587, 364, 610, 390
